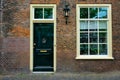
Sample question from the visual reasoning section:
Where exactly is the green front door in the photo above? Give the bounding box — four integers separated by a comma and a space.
33, 23, 54, 72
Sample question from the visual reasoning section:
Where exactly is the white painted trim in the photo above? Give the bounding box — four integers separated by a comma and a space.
33, 20, 54, 23
32, 4, 55, 20
76, 56, 114, 60
30, 4, 33, 71
107, 4, 113, 59
77, 4, 112, 7
30, 4, 56, 73
76, 4, 113, 59
53, 5, 57, 72
76, 5, 80, 58
32, 72, 54, 74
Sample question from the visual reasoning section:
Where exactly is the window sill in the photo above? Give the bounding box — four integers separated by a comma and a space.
76, 56, 114, 60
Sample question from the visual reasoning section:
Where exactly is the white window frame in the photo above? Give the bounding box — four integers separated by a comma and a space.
76, 4, 113, 59
30, 4, 56, 72
33, 6, 54, 21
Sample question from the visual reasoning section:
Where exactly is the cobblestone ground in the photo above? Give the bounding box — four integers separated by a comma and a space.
1, 71, 120, 80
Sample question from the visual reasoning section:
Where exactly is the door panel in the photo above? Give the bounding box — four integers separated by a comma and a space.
33, 23, 54, 72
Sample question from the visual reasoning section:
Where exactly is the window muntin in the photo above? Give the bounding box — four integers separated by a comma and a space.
80, 7, 108, 19
76, 4, 113, 59
80, 7, 108, 55
34, 8, 53, 19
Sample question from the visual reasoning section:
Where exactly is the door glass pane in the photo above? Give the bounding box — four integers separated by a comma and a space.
90, 44, 98, 55
99, 44, 107, 55
80, 8, 88, 18
90, 32, 98, 43
80, 44, 88, 55
99, 32, 107, 43
80, 33, 88, 43
99, 21, 107, 31
99, 7, 108, 19
80, 21, 88, 31
90, 7, 98, 19
89, 21, 98, 31
44, 8, 53, 19
34, 8, 43, 19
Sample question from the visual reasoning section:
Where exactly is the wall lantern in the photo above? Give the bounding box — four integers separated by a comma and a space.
63, 4, 70, 24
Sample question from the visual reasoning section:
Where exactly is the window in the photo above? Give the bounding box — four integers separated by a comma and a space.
34, 8, 53, 19
76, 4, 113, 59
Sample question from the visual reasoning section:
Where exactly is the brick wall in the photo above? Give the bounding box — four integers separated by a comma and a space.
0, 0, 120, 73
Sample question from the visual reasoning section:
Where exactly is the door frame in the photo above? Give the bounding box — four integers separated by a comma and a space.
30, 4, 56, 73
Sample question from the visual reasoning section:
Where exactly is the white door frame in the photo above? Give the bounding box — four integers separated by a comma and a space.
30, 4, 56, 73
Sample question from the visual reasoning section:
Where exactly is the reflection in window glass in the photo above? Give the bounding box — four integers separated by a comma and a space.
34, 8, 43, 19
80, 44, 88, 55
90, 44, 98, 55
99, 7, 107, 18
80, 21, 88, 31
99, 44, 107, 55
89, 21, 98, 31
90, 8, 98, 19
99, 32, 107, 43
80, 8, 88, 18
99, 21, 107, 31
90, 32, 98, 43
44, 8, 53, 19
80, 33, 88, 43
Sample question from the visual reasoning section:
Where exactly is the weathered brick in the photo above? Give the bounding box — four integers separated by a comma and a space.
1, 0, 120, 73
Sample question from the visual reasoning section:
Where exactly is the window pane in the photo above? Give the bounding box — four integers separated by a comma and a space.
89, 21, 98, 31
99, 32, 107, 43
99, 7, 107, 18
80, 8, 88, 18
99, 21, 107, 31
90, 44, 98, 55
90, 32, 98, 43
34, 8, 43, 19
99, 44, 107, 55
44, 8, 53, 19
80, 21, 88, 31
90, 8, 98, 19
80, 33, 88, 43
80, 44, 88, 55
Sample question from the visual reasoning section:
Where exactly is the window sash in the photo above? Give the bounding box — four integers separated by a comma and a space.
76, 4, 113, 59
33, 7, 54, 20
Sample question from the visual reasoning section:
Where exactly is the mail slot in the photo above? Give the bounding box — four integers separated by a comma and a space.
40, 50, 47, 52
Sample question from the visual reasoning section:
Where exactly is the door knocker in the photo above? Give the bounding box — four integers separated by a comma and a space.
42, 38, 47, 44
